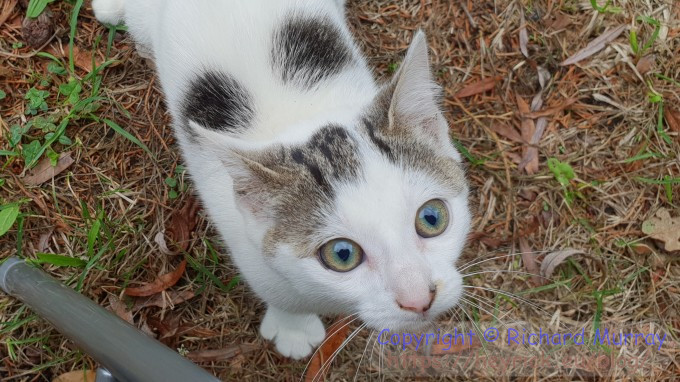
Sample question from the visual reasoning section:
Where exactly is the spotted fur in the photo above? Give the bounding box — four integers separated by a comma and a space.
272, 14, 354, 89
182, 71, 254, 132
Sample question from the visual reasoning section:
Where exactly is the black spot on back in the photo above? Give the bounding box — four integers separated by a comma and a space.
182, 71, 254, 132
272, 15, 353, 89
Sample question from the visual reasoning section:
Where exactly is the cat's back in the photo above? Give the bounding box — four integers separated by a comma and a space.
127, 0, 376, 144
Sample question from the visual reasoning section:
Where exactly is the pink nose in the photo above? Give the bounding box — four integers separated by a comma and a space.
397, 289, 436, 314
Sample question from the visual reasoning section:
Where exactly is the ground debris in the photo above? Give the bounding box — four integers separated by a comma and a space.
642, 208, 680, 252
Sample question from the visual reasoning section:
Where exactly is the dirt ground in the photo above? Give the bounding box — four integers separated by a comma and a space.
1, 0, 679, 381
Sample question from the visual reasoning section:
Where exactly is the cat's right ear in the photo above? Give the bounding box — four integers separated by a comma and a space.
188, 121, 285, 222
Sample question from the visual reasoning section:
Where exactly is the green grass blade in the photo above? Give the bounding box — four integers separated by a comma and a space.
68, 0, 85, 74
33, 253, 87, 268
100, 118, 153, 157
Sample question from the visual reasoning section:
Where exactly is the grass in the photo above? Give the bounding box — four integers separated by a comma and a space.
1, 0, 679, 380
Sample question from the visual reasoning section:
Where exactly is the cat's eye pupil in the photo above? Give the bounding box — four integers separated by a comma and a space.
423, 208, 438, 226
335, 243, 351, 262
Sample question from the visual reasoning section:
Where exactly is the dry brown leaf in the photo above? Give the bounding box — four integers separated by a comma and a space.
519, 238, 541, 285
186, 344, 258, 362
37, 228, 54, 252
636, 55, 656, 75
23, 152, 74, 186
52, 370, 96, 382
305, 316, 351, 382
490, 123, 524, 143
540, 249, 584, 279
166, 196, 201, 253
45, 45, 104, 73
124, 260, 187, 297
132, 290, 195, 312
560, 25, 627, 66
519, 11, 529, 58
108, 295, 134, 324
521, 98, 578, 119
453, 76, 502, 98
642, 208, 680, 252
664, 106, 680, 134
549, 13, 572, 30
516, 95, 539, 174
518, 117, 546, 174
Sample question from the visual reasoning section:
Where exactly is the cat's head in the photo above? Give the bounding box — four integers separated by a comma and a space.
201, 32, 470, 331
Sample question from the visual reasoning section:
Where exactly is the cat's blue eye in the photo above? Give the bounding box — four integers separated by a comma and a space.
319, 238, 363, 272
415, 199, 449, 238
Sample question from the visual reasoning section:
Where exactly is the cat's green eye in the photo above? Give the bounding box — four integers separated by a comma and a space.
415, 199, 449, 238
319, 238, 363, 272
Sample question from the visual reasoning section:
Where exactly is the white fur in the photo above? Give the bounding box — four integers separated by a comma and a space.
94, 0, 470, 359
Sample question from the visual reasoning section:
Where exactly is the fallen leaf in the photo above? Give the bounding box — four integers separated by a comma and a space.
635, 55, 656, 75
108, 295, 134, 324
154, 231, 173, 255
519, 238, 541, 284
519, 11, 529, 58
305, 316, 351, 382
23, 152, 74, 186
187, 344, 259, 362
549, 13, 572, 30
516, 95, 538, 174
518, 117, 546, 174
540, 249, 585, 279
147, 313, 182, 343
37, 228, 54, 252
490, 123, 524, 143
132, 290, 195, 312
45, 45, 104, 73
453, 76, 502, 98
521, 98, 578, 119
642, 208, 680, 252
124, 260, 187, 297
52, 370, 96, 382
664, 106, 680, 134
165, 196, 201, 253
560, 25, 627, 66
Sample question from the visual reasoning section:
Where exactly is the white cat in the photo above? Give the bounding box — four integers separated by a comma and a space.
93, 0, 471, 359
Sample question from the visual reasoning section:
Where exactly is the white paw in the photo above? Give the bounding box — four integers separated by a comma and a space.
92, 0, 125, 25
260, 307, 326, 360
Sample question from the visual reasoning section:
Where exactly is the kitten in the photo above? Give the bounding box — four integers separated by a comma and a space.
93, 0, 471, 359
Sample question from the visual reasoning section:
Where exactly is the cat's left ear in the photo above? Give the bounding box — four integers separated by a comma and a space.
389, 31, 441, 127
388, 31, 460, 160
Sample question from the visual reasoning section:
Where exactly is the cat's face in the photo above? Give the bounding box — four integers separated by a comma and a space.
205, 32, 470, 331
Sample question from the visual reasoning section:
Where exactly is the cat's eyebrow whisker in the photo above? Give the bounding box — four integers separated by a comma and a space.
458, 249, 553, 272
313, 322, 367, 382
299, 313, 361, 382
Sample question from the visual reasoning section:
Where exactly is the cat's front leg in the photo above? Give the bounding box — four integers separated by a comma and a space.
260, 305, 326, 359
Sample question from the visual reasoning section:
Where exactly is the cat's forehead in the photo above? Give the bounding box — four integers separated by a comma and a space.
261, 120, 466, 257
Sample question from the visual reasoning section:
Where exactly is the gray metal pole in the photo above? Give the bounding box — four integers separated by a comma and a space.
0, 257, 221, 382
